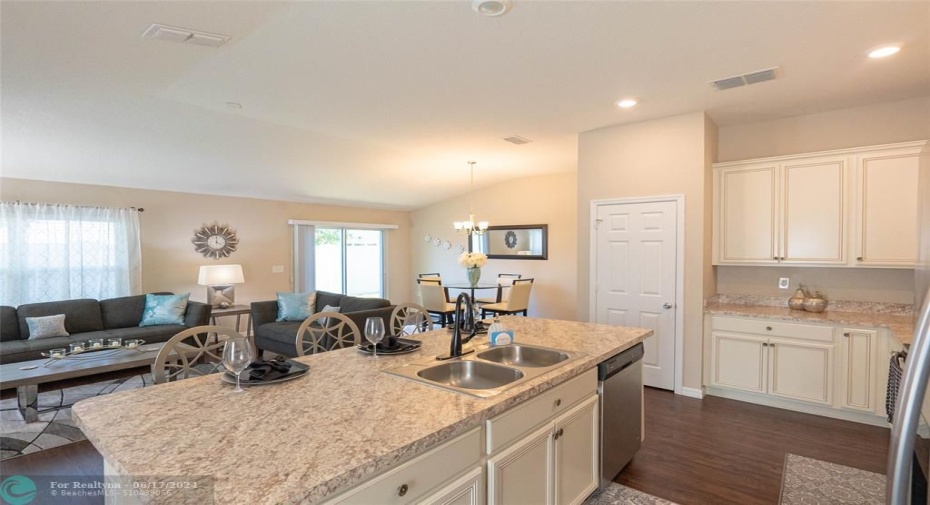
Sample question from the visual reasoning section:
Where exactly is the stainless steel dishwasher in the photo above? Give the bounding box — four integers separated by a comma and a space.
598, 342, 644, 486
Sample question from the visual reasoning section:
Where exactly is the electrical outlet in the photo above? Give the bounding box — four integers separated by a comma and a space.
778, 277, 790, 289
272, 265, 284, 273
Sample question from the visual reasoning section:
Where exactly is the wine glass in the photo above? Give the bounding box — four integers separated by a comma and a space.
365, 317, 386, 358
223, 337, 253, 393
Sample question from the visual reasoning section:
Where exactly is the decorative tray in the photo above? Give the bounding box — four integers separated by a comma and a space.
222, 359, 309, 386
357, 337, 422, 355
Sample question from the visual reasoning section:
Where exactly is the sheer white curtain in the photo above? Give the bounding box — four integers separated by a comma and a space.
0, 202, 142, 305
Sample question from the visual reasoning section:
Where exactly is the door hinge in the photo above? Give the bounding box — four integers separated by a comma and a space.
594, 218, 603, 230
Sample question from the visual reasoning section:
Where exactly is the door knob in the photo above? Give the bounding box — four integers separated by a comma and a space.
663, 303, 673, 309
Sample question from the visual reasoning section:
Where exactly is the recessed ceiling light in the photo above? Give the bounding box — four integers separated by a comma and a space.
226, 102, 242, 110
868, 45, 901, 58
472, 0, 513, 17
616, 99, 638, 108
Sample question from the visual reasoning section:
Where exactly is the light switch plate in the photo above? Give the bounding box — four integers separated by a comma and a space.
272, 265, 284, 273
778, 277, 790, 289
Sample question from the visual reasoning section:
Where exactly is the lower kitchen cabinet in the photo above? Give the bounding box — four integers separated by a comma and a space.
837, 327, 878, 413
707, 315, 891, 425
419, 467, 484, 505
488, 395, 599, 505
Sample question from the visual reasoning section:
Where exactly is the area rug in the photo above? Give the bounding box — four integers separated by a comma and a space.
585, 482, 679, 505
779, 453, 885, 504
0, 373, 151, 461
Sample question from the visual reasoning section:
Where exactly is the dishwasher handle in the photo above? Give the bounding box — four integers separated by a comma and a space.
598, 343, 644, 381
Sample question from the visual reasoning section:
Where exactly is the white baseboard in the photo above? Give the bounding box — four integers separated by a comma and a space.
705, 387, 890, 428
679, 386, 704, 399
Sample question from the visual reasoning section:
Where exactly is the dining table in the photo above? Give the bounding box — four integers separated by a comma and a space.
443, 282, 500, 302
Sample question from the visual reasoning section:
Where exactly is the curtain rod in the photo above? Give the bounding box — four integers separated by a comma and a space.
4, 201, 144, 212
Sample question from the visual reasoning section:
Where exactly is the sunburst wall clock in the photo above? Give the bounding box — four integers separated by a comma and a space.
192, 223, 239, 259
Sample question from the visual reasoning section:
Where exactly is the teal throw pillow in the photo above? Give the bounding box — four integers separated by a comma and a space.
139, 293, 190, 327
277, 292, 317, 321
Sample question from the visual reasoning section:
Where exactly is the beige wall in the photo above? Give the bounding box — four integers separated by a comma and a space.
0, 178, 413, 323
577, 111, 714, 392
410, 172, 577, 321
716, 96, 930, 304
718, 96, 930, 162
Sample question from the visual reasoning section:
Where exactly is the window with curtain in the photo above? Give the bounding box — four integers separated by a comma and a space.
0, 202, 142, 305
290, 221, 393, 299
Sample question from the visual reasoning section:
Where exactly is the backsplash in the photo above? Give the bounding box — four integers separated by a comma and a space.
708, 294, 914, 315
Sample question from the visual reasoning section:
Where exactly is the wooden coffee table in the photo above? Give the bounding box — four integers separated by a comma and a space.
0, 343, 168, 422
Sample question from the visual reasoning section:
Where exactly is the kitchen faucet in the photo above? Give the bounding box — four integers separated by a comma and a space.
437, 292, 478, 360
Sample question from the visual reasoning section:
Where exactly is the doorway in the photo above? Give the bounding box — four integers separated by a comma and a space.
590, 196, 683, 392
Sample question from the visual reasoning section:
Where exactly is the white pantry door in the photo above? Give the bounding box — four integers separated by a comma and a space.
594, 200, 678, 390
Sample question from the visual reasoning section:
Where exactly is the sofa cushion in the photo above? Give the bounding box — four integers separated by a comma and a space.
1, 306, 21, 342
109, 325, 187, 343
18, 299, 103, 338
100, 294, 148, 329
314, 291, 344, 311
26, 314, 69, 339
340, 296, 390, 313
140, 293, 189, 326
254, 321, 303, 358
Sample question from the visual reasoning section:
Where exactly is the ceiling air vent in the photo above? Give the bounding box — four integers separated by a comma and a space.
710, 66, 781, 91
142, 24, 230, 48
503, 135, 533, 145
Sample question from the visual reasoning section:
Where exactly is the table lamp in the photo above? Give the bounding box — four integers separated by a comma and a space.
198, 264, 245, 309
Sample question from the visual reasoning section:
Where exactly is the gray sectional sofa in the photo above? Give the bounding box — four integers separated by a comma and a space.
0, 293, 212, 364
251, 291, 394, 357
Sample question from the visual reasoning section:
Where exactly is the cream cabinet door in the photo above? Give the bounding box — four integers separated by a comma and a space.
780, 156, 848, 264
488, 423, 553, 505
553, 396, 599, 505
715, 163, 779, 264
854, 149, 919, 267
768, 339, 833, 405
710, 332, 767, 393
837, 328, 878, 412
419, 467, 484, 505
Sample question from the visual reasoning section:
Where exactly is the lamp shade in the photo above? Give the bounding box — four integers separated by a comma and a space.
198, 264, 244, 286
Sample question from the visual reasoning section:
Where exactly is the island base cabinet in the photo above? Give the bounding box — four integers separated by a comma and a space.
554, 396, 599, 505
488, 423, 553, 505
488, 395, 599, 505
419, 467, 484, 505
324, 428, 481, 505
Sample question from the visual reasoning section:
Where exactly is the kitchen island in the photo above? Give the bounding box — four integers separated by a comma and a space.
72, 317, 651, 504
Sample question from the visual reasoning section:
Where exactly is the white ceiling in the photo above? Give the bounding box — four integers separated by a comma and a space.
2, 1, 928, 210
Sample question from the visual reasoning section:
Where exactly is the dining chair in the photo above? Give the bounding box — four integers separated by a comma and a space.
418, 273, 452, 302
152, 325, 237, 384
295, 312, 361, 356
390, 302, 434, 336
476, 273, 523, 304
480, 278, 534, 318
417, 279, 457, 327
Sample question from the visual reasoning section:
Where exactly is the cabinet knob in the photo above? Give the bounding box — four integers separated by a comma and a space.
765, 326, 773, 331
554, 399, 562, 407
857, 257, 863, 261
763, 343, 768, 347
773, 256, 779, 260
553, 431, 560, 441
559, 428, 564, 437
843, 332, 850, 337
397, 484, 409, 497
770, 343, 775, 347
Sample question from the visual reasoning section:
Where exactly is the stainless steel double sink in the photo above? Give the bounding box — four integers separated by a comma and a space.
386, 343, 578, 398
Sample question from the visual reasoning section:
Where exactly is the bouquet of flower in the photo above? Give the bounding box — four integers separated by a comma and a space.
458, 251, 488, 268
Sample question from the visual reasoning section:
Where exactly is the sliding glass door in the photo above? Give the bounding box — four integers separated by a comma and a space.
314, 228, 384, 298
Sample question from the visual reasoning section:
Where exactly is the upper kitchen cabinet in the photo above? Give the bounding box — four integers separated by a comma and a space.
714, 155, 848, 265
853, 144, 923, 267
713, 141, 926, 268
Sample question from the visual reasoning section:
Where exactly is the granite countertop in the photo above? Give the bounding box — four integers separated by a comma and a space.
72, 317, 651, 505
705, 296, 914, 346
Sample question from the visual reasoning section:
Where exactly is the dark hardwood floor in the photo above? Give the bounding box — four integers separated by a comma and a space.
2, 387, 890, 504
616, 387, 890, 504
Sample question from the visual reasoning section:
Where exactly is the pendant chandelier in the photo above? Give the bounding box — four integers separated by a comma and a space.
453, 161, 489, 236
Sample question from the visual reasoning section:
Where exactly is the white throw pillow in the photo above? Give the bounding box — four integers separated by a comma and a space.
26, 314, 69, 339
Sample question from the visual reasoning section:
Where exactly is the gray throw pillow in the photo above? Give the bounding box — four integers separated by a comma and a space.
26, 314, 69, 339
320, 305, 341, 327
